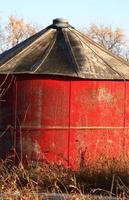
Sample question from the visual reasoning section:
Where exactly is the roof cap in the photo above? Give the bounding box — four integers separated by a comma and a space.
52, 18, 70, 28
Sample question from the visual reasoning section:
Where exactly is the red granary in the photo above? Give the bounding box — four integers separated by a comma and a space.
0, 18, 129, 169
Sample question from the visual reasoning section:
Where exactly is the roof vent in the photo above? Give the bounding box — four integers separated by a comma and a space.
52, 18, 69, 28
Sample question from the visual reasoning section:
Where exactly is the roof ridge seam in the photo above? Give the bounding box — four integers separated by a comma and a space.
0, 27, 49, 64
70, 28, 126, 80
62, 29, 80, 77
74, 28, 129, 67
0, 29, 54, 72
32, 32, 57, 73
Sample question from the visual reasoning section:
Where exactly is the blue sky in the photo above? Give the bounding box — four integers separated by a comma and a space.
0, 0, 129, 37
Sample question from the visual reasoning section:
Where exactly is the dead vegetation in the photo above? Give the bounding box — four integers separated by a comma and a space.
0, 155, 129, 199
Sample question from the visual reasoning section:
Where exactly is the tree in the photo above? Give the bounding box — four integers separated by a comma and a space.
0, 27, 4, 53
5, 15, 38, 48
0, 17, 5, 53
85, 24, 129, 60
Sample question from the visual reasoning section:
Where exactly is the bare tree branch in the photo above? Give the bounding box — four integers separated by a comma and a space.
84, 24, 129, 61
4, 15, 38, 49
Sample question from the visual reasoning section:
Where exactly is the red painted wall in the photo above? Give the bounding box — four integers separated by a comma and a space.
0, 75, 129, 169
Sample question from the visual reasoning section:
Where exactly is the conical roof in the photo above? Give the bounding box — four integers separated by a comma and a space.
0, 18, 129, 80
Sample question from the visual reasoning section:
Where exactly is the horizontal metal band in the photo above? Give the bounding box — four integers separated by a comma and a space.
12, 126, 129, 130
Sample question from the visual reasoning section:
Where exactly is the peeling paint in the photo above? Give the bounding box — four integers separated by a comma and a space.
97, 88, 113, 102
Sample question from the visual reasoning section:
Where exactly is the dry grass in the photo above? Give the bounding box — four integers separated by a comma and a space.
0, 156, 129, 199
